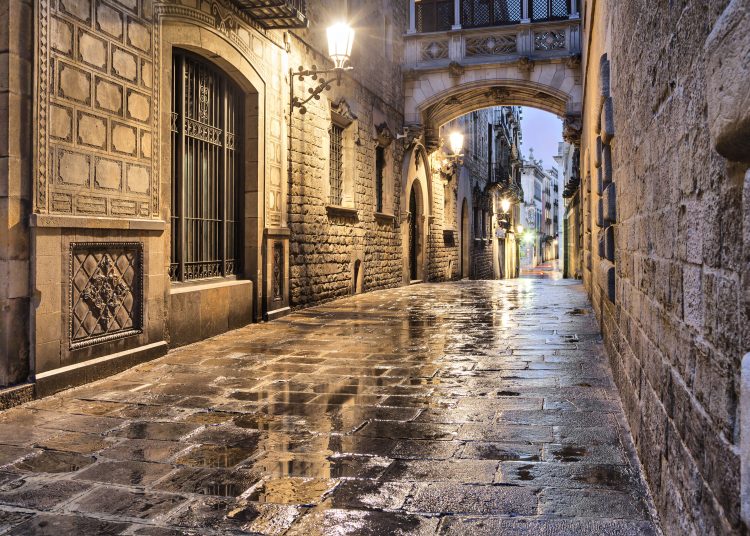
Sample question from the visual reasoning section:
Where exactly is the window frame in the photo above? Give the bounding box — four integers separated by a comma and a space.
170, 50, 244, 283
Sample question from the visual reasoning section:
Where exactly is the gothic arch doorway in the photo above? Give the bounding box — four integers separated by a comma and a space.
409, 182, 425, 281
461, 198, 470, 278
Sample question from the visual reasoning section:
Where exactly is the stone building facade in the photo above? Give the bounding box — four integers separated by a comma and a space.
573, 1, 750, 534
1, 2, 749, 534
0, 0, 429, 400
441, 106, 522, 281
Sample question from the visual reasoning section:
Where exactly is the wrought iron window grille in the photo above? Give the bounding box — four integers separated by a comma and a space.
170, 51, 243, 283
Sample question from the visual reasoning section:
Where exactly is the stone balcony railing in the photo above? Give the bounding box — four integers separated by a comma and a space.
404, 17, 581, 70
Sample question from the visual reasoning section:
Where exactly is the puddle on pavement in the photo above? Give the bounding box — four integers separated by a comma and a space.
230, 391, 270, 402
573, 465, 627, 486
551, 445, 587, 462
567, 308, 588, 315
516, 464, 535, 481
248, 477, 337, 505
498, 390, 521, 396
183, 412, 234, 425
14, 450, 95, 473
176, 444, 256, 468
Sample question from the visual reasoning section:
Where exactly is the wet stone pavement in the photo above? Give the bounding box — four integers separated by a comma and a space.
0, 278, 661, 535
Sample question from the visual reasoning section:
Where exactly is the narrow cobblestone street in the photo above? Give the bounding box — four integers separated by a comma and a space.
0, 278, 660, 535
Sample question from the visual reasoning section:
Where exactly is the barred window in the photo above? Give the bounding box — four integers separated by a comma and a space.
531, 0, 570, 21
170, 51, 242, 282
329, 124, 344, 205
416, 0, 453, 32
375, 146, 385, 213
462, 0, 523, 29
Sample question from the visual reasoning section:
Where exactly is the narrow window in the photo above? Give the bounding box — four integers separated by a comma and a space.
329, 123, 344, 205
375, 146, 385, 213
170, 51, 242, 282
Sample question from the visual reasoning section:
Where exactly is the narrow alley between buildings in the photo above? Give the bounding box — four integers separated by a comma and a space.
0, 275, 660, 535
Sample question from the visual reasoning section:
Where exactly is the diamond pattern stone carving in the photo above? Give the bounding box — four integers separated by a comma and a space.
70, 242, 143, 349
420, 41, 449, 61
466, 34, 517, 56
535, 30, 566, 51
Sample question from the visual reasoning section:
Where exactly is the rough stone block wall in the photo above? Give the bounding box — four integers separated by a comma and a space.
471, 240, 493, 280
427, 170, 459, 281
287, 2, 407, 308
581, 1, 749, 534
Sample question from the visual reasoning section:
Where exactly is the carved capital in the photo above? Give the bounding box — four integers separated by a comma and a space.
566, 54, 582, 69
374, 122, 394, 147
517, 56, 534, 73
448, 61, 465, 78
563, 114, 583, 145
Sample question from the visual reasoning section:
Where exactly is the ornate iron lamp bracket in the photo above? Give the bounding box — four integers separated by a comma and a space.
291, 65, 352, 115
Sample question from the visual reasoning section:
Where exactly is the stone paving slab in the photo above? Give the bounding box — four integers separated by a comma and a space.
0, 279, 662, 534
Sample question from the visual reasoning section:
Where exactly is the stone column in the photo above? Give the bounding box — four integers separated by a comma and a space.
408, 0, 416, 34
452, 0, 461, 30
0, 0, 33, 391
570, 0, 580, 19
521, 0, 530, 23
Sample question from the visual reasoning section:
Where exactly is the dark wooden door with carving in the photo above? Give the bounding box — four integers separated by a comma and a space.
409, 186, 419, 281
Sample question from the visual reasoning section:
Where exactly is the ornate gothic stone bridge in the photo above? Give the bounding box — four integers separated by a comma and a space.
404, 0, 583, 147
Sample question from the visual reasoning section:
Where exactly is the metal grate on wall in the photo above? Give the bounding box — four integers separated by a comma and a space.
416, 0, 454, 32
329, 124, 344, 206
375, 147, 385, 213
171, 51, 242, 282
462, 0, 523, 28
531, 0, 570, 21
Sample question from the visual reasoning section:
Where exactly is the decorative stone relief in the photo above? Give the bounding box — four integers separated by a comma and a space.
70, 242, 143, 349
374, 123, 394, 148
448, 61, 465, 78
420, 40, 449, 61
273, 242, 284, 302
517, 56, 534, 73
535, 30, 566, 51
486, 87, 510, 101
37, 0, 158, 216
465, 35, 516, 57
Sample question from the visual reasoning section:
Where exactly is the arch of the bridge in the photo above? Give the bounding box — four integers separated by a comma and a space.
426, 79, 568, 125
411, 77, 578, 140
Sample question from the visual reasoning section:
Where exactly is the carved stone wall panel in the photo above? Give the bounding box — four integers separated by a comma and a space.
69, 242, 144, 349
37, 0, 159, 217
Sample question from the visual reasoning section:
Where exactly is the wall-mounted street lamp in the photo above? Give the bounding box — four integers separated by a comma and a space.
440, 131, 464, 178
291, 22, 355, 114
497, 197, 512, 230
449, 132, 464, 158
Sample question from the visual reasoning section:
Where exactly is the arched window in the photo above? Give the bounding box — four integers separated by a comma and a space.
170, 51, 242, 282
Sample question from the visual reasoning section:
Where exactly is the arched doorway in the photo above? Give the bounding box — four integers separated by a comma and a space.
461, 198, 470, 278
409, 182, 424, 281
